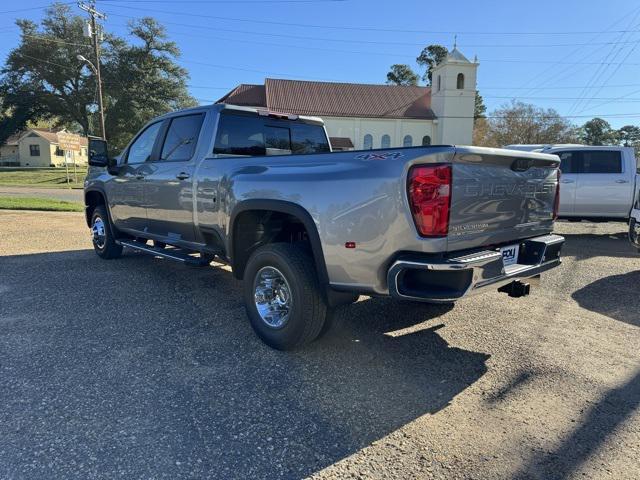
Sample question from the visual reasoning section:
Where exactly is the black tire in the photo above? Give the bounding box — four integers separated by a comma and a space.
90, 205, 123, 260
243, 243, 328, 350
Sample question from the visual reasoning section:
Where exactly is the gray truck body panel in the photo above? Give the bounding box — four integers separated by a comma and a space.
86, 104, 562, 298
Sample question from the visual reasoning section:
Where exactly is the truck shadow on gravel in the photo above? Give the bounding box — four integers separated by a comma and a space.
572, 270, 640, 327
0, 249, 489, 480
558, 230, 636, 260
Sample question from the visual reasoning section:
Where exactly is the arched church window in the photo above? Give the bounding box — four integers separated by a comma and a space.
381, 134, 391, 148
363, 134, 373, 150
457, 73, 465, 90
437, 75, 441, 91
403, 135, 413, 147
422, 135, 431, 146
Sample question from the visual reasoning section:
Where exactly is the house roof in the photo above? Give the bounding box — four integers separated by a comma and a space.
4, 133, 21, 146
19, 128, 88, 147
217, 78, 436, 120
329, 137, 354, 149
216, 83, 266, 107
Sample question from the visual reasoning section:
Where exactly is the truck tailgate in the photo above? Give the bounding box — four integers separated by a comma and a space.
447, 147, 560, 251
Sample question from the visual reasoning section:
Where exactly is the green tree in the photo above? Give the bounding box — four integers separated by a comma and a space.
579, 117, 618, 145
617, 124, 640, 149
476, 100, 577, 147
416, 45, 448, 85
386, 64, 419, 86
0, 3, 196, 152
474, 91, 486, 120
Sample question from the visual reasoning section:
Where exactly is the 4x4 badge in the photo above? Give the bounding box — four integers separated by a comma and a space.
355, 152, 404, 160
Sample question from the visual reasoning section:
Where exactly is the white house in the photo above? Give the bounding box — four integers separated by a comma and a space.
217, 47, 478, 149
0, 128, 88, 167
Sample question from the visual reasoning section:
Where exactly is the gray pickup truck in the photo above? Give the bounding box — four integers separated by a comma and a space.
85, 104, 564, 350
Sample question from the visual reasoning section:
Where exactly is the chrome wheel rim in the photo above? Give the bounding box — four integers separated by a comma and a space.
253, 266, 292, 328
91, 216, 106, 249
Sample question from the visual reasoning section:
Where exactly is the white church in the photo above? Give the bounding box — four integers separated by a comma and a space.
218, 47, 478, 149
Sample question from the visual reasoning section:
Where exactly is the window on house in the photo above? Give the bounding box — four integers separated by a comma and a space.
29, 145, 40, 156
55, 147, 64, 157
403, 135, 413, 147
363, 134, 373, 150
422, 135, 432, 146
457, 73, 465, 90
381, 134, 391, 148
437, 75, 441, 91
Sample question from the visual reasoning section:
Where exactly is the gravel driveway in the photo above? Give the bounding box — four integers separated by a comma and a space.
0, 211, 638, 480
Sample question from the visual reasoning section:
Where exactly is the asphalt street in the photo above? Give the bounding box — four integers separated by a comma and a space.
0, 211, 638, 479
0, 186, 83, 203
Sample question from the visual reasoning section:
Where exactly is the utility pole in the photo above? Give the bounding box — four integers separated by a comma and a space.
78, 1, 107, 140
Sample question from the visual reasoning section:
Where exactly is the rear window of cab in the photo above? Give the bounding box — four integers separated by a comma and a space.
213, 112, 330, 156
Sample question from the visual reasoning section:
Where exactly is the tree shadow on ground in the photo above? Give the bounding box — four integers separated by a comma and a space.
512, 369, 640, 480
0, 249, 489, 479
572, 270, 640, 327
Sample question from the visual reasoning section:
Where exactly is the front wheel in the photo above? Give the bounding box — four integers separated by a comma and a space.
90, 205, 122, 259
243, 243, 328, 350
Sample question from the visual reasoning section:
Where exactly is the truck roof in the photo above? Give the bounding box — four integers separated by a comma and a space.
153, 103, 325, 126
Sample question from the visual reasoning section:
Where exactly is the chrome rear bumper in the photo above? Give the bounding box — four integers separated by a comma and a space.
387, 234, 564, 303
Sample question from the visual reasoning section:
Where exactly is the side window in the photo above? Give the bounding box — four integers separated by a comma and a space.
422, 135, 431, 146
557, 151, 579, 174
30, 145, 40, 156
381, 134, 391, 148
160, 114, 205, 161
127, 122, 162, 164
214, 114, 266, 156
581, 150, 622, 174
291, 123, 330, 154
457, 73, 465, 90
403, 135, 413, 147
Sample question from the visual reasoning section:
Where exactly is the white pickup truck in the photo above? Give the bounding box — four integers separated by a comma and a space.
505, 145, 639, 220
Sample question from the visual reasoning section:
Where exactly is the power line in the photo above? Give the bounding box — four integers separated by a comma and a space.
504, 4, 640, 98
0, 2, 75, 15
99, 3, 640, 36
101, 0, 346, 3
101, 11, 640, 48
8, 24, 640, 67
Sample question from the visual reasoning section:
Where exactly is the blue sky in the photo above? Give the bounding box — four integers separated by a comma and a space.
1, 0, 640, 128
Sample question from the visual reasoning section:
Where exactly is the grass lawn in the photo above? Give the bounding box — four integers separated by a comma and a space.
0, 196, 84, 212
0, 167, 87, 189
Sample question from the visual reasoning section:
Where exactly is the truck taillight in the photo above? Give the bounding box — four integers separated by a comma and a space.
408, 164, 451, 237
553, 168, 561, 220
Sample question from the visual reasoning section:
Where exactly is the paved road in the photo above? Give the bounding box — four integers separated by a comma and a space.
0, 211, 638, 480
0, 186, 83, 203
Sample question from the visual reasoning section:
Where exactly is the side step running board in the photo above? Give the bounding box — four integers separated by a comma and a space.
116, 240, 210, 266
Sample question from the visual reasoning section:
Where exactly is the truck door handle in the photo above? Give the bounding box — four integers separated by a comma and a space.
176, 172, 190, 180
615, 179, 629, 183
561, 179, 575, 183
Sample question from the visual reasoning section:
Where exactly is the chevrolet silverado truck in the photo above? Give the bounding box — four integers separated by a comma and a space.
85, 104, 565, 350
505, 144, 639, 221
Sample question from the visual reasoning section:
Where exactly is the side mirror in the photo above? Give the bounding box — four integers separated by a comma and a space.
88, 138, 109, 167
